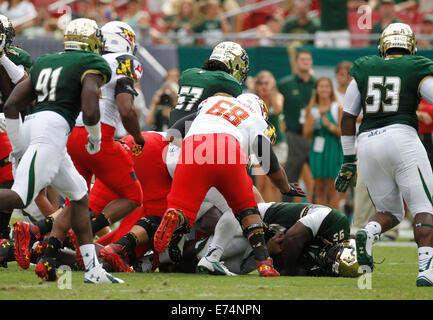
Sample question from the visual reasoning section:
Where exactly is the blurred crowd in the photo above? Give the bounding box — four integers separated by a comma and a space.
1, 0, 433, 48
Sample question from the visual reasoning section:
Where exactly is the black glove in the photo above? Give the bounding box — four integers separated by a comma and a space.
282, 183, 306, 197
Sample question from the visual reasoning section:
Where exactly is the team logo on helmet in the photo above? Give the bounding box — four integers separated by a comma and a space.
117, 27, 136, 50
63, 18, 103, 54
379, 22, 416, 57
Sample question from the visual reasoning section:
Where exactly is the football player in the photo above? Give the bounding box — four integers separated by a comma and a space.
169, 41, 248, 127
153, 93, 305, 277
15, 21, 145, 275
335, 22, 433, 286
1, 18, 123, 284
0, 14, 32, 240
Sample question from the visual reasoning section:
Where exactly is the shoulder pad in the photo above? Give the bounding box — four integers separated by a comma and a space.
115, 54, 142, 81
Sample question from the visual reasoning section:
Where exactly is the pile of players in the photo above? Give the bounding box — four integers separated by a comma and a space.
0, 14, 431, 287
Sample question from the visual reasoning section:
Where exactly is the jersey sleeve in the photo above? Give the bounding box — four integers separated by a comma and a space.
80, 53, 112, 86
114, 54, 143, 82
7, 47, 32, 70
415, 56, 433, 96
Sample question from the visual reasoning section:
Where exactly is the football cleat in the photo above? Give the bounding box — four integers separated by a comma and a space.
84, 263, 125, 284
416, 257, 433, 287
256, 258, 280, 277
35, 257, 58, 282
154, 209, 190, 253
13, 221, 41, 269
355, 229, 375, 271
67, 230, 85, 270
0, 238, 12, 268
98, 243, 135, 273
197, 257, 237, 276
30, 239, 48, 264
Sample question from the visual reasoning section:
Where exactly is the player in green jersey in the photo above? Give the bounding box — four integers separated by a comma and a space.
168, 41, 248, 126
1, 18, 123, 284
0, 15, 31, 241
335, 22, 433, 286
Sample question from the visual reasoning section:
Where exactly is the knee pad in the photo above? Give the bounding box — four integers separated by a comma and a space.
135, 216, 162, 240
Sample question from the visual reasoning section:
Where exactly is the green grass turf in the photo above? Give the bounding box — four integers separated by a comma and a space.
0, 244, 431, 300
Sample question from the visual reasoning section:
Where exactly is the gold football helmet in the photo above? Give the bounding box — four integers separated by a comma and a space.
63, 18, 103, 54
0, 15, 14, 49
209, 41, 250, 84
327, 239, 361, 278
379, 22, 417, 57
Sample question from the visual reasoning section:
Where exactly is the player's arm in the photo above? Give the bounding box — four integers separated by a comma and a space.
252, 135, 306, 197
335, 79, 361, 192
279, 222, 312, 276
3, 76, 35, 151
116, 77, 145, 147
81, 73, 104, 155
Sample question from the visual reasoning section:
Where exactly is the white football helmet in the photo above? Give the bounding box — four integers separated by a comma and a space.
237, 93, 269, 120
101, 21, 137, 55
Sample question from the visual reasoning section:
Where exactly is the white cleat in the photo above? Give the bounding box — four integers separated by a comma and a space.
84, 264, 125, 284
197, 257, 237, 276
417, 258, 433, 287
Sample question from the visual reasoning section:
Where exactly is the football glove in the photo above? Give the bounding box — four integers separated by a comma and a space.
335, 155, 357, 192
131, 136, 145, 157
282, 183, 306, 198
0, 113, 6, 134
86, 136, 101, 155
115, 139, 131, 152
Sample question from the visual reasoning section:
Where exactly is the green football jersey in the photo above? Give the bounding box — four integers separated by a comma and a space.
351, 55, 433, 134
263, 202, 350, 247
168, 67, 242, 127
0, 46, 32, 112
30, 50, 111, 130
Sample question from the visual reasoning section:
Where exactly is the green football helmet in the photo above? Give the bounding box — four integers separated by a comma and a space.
379, 22, 417, 57
63, 18, 103, 54
209, 41, 249, 84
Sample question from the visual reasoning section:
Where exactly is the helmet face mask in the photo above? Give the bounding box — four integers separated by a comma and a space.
101, 21, 137, 55
379, 22, 417, 57
320, 239, 361, 278
64, 18, 103, 55
209, 41, 249, 84
0, 14, 15, 50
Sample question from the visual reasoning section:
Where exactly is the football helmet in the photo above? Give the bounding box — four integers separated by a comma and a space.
101, 21, 137, 55
379, 22, 417, 57
237, 93, 269, 120
209, 41, 249, 84
320, 239, 361, 278
63, 18, 103, 54
0, 15, 15, 49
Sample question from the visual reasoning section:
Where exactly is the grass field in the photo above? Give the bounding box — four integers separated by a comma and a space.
0, 242, 431, 301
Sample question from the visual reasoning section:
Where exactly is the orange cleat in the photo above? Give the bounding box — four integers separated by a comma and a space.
99, 243, 135, 273
35, 257, 58, 281
13, 221, 40, 269
256, 258, 280, 277
153, 209, 190, 253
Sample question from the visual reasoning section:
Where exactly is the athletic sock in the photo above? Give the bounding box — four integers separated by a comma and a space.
247, 229, 269, 262
91, 212, 110, 235
80, 244, 100, 271
418, 246, 433, 271
34, 217, 53, 237
0, 212, 12, 239
44, 237, 62, 259
115, 232, 138, 251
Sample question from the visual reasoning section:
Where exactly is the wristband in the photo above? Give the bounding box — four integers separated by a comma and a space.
85, 121, 101, 142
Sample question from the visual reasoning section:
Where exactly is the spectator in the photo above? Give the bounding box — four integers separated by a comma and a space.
302, 77, 343, 209
252, 70, 288, 202
370, 0, 402, 46
280, 0, 320, 46
168, 0, 200, 45
334, 61, 353, 105
145, 81, 179, 132
0, 0, 37, 34
417, 14, 433, 49
71, 0, 98, 20
20, 4, 61, 39
94, 0, 119, 25
255, 14, 283, 46
418, 0, 433, 12
277, 49, 316, 203
121, 0, 152, 40
315, 0, 369, 48
193, 0, 231, 46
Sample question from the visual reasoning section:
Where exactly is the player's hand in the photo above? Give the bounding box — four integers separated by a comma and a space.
0, 113, 6, 134
86, 136, 101, 155
0, 33, 6, 56
115, 139, 131, 152
132, 135, 145, 156
335, 160, 357, 192
282, 183, 306, 197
